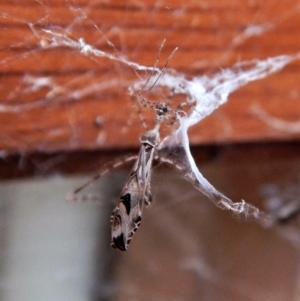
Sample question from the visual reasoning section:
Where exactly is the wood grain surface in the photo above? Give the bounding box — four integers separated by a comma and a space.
0, 0, 299, 156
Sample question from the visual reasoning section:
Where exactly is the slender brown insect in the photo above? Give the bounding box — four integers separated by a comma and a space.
68, 42, 181, 251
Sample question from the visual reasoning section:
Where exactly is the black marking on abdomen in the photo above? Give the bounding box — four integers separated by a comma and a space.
112, 233, 127, 251
120, 193, 131, 215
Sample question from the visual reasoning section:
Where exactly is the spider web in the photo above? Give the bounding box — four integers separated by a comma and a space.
1, 1, 300, 301
1, 0, 299, 219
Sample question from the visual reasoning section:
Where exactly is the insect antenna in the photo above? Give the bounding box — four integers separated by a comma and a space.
148, 45, 178, 92
141, 38, 166, 92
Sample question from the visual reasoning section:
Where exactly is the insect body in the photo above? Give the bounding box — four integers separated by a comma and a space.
67, 42, 180, 251
110, 125, 160, 251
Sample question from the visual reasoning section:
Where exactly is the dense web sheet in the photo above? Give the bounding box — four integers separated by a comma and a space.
65, 50, 299, 224
140, 55, 298, 224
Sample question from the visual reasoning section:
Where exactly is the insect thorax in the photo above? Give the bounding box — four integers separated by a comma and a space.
140, 129, 159, 148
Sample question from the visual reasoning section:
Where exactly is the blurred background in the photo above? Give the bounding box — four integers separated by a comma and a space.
1, 144, 300, 301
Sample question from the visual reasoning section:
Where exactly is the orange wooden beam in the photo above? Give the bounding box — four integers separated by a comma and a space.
0, 0, 299, 155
